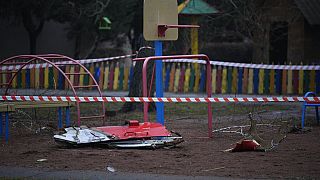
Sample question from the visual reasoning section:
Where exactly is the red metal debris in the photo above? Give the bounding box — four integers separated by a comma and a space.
95, 122, 172, 140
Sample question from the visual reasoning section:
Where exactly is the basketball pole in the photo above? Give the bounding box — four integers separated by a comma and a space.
155, 40, 165, 125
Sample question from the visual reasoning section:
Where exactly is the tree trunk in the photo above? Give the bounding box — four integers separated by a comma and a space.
29, 33, 37, 54
121, 42, 156, 113
84, 33, 101, 59
74, 34, 81, 59
22, 10, 44, 55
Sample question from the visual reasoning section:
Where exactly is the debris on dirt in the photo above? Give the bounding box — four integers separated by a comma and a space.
36, 159, 47, 162
288, 126, 312, 134
225, 139, 262, 152
53, 121, 183, 149
202, 167, 226, 172
106, 166, 116, 173
226, 113, 288, 152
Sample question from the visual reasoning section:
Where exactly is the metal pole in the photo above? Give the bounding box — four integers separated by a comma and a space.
155, 41, 164, 125
58, 107, 62, 129
5, 112, 9, 142
66, 107, 70, 127
0, 112, 2, 137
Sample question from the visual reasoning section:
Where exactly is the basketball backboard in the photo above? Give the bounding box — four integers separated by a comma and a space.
143, 0, 178, 41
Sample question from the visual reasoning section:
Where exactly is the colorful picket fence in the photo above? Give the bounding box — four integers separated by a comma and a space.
1, 61, 319, 95
163, 63, 320, 95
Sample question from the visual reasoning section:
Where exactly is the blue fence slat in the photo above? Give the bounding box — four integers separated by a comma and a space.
199, 66, 206, 92
26, 69, 30, 88
276, 69, 282, 94
94, 65, 100, 83
316, 70, 320, 94
58, 71, 64, 90
128, 66, 134, 89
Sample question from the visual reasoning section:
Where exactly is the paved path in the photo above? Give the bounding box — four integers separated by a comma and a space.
0, 166, 248, 180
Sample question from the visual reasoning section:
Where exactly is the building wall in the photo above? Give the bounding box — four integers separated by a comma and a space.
0, 21, 74, 60
252, 0, 306, 64
287, 17, 305, 64
304, 23, 320, 64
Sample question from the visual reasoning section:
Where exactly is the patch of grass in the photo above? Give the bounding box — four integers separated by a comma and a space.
8, 101, 301, 128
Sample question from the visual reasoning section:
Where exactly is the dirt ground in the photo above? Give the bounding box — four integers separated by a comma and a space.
1, 102, 320, 179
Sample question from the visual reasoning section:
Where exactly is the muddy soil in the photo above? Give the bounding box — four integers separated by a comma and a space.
1, 112, 320, 179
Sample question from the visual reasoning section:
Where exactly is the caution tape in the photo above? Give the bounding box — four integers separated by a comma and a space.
1, 54, 136, 71
163, 59, 320, 70
2, 55, 319, 71
1, 95, 319, 103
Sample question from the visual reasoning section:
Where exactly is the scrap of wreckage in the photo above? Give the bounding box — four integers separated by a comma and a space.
224, 113, 289, 152
54, 120, 184, 149
54, 113, 288, 151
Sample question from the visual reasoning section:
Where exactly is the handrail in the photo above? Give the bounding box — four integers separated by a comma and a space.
133, 54, 213, 137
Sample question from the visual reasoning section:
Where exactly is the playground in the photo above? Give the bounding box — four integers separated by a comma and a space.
1, 0, 320, 179
0, 100, 320, 179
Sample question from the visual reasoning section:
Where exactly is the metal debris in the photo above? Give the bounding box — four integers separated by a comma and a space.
54, 121, 183, 149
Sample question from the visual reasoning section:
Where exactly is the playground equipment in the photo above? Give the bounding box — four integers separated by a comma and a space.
143, 0, 200, 125
133, 54, 213, 137
0, 101, 74, 142
0, 0, 217, 144
54, 120, 183, 148
301, 92, 320, 128
178, 0, 218, 93
178, 0, 218, 55
0, 54, 105, 126
0, 103, 14, 142
53, 53, 213, 146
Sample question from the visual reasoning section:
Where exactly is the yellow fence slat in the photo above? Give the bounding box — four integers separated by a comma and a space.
53, 68, 59, 89
242, 68, 248, 94
184, 63, 191, 92
30, 68, 35, 88
231, 67, 237, 93
89, 64, 94, 87
221, 66, 227, 94
44, 67, 49, 89
113, 62, 120, 90
12, 72, 17, 88
35, 68, 40, 88
298, 69, 304, 94
69, 66, 75, 86
258, 68, 264, 94
212, 67, 216, 94
98, 62, 104, 89
174, 64, 180, 93
193, 68, 200, 93
269, 69, 275, 94
123, 67, 129, 91
64, 66, 70, 89
103, 63, 109, 90
79, 67, 84, 86
2, 73, 5, 84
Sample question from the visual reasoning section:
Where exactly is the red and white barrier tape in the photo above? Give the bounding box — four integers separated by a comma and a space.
1, 54, 136, 71
163, 59, 320, 70
1, 95, 319, 103
2, 55, 319, 71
